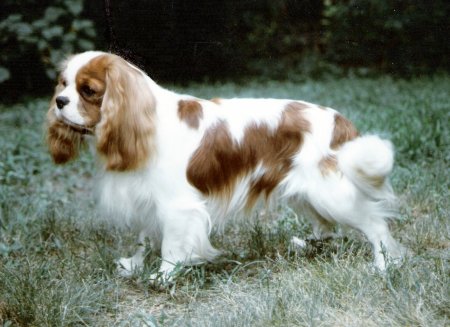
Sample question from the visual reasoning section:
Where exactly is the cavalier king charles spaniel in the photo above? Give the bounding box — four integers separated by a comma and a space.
47, 51, 404, 280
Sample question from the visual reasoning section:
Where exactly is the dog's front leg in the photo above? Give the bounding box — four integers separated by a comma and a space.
151, 201, 220, 284
116, 230, 148, 277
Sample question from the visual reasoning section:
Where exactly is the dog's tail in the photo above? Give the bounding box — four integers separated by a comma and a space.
337, 135, 395, 201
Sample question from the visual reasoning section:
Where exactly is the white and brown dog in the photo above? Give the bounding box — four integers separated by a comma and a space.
47, 51, 403, 279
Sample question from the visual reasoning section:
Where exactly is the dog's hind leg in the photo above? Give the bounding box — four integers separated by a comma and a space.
305, 203, 338, 241
290, 201, 338, 249
342, 201, 404, 271
305, 183, 403, 271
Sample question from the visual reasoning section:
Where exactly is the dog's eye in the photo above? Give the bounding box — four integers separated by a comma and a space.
82, 85, 95, 97
60, 78, 67, 87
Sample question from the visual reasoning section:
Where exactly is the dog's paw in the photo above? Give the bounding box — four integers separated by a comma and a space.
149, 272, 173, 287
290, 236, 307, 249
149, 264, 185, 289
116, 257, 143, 278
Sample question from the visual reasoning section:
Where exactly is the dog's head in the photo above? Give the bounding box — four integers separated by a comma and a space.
46, 51, 156, 171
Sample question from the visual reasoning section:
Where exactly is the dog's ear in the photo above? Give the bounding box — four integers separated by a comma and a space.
46, 92, 83, 164
96, 55, 156, 171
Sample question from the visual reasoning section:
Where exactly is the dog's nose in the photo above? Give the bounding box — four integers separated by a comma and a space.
55, 96, 70, 109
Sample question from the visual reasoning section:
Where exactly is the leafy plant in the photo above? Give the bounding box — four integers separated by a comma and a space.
322, 0, 450, 74
0, 0, 96, 83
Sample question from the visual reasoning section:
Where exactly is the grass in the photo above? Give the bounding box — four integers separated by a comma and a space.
0, 75, 449, 326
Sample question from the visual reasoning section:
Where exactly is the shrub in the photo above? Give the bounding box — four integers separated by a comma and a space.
229, 0, 326, 80
0, 0, 96, 97
322, 0, 450, 74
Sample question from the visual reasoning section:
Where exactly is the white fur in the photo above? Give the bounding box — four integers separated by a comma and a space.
338, 135, 395, 200
57, 52, 404, 278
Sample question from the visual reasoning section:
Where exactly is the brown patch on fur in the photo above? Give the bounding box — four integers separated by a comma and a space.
178, 100, 203, 129
46, 111, 83, 164
187, 101, 311, 210
74, 56, 107, 127
330, 114, 359, 149
356, 169, 385, 188
210, 98, 222, 104
318, 155, 338, 176
292, 102, 311, 110
94, 54, 156, 171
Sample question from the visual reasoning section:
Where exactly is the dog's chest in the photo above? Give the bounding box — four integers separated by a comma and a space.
97, 171, 156, 224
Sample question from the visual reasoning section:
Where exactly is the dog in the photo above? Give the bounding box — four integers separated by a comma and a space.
47, 51, 403, 279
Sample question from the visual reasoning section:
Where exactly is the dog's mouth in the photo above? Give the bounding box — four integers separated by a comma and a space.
60, 117, 94, 135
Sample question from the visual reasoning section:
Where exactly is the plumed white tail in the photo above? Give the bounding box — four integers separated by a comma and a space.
337, 135, 395, 201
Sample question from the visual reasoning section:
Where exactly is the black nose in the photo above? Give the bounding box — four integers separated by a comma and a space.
55, 96, 70, 109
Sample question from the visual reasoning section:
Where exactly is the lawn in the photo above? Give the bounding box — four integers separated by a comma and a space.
0, 75, 449, 326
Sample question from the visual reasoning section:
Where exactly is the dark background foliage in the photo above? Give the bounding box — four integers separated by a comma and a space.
0, 0, 96, 98
323, 0, 449, 75
0, 0, 448, 100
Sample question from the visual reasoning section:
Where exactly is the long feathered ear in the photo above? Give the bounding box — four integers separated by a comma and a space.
96, 55, 156, 171
46, 93, 83, 164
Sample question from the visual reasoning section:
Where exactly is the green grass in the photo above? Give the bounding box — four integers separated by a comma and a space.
1, 75, 449, 326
